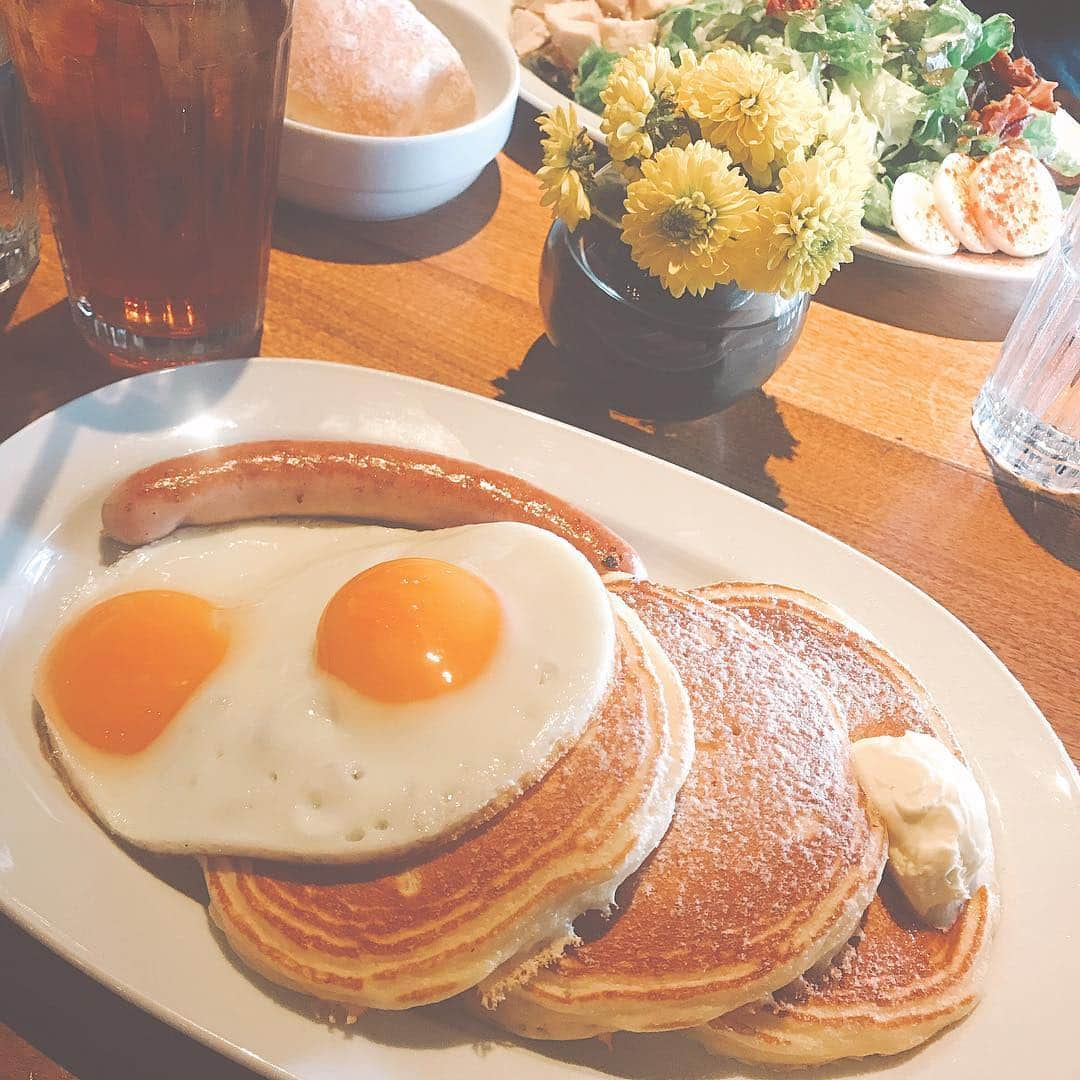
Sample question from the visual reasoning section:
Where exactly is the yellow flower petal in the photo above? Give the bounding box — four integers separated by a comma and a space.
678, 48, 823, 186
817, 87, 879, 189
536, 105, 595, 230
735, 153, 865, 297
620, 140, 757, 298
601, 45, 688, 164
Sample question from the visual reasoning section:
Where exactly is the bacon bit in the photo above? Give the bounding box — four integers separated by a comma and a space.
989, 51, 1034, 86
975, 92, 1033, 141
988, 50, 1058, 113
970, 51, 1059, 143
1020, 81, 1057, 113
765, 0, 817, 17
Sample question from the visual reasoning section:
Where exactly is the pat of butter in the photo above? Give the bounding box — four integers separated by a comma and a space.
851, 732, 992, 929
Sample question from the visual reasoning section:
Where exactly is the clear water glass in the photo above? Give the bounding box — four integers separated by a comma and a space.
0, 29, 38, 294
972, 198, 1080, 497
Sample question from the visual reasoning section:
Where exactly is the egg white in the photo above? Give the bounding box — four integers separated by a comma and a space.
37, 521, 616, 861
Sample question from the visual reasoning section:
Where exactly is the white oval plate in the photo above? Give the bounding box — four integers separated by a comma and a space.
0, 358, 1077, 1080
474, 0, 1043, 285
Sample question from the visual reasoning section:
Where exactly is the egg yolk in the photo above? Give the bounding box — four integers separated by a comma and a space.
316, 558, 502, 703
40, 590, 229, 755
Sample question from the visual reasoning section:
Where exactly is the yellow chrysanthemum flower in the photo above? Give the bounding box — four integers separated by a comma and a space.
537, 106, 595, 230
621, 140, 758, 298
601, 45, 692, 163
734, 153, 865, 298
816, 87, 878, 189
678, 48, 823, 186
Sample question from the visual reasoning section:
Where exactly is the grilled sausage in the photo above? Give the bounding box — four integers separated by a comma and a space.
101, 440, 644, 576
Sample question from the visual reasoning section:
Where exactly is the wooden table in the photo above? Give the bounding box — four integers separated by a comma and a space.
2, 107, 1078, 1079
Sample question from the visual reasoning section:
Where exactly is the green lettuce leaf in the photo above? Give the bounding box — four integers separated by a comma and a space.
1024, 111, 1056, 156
969, 133, 999, 155
574, 45, 619, 115
855, 68, 928, 156
894, 158, 940, 181
1029, 109, 1080, 178
658, 0, 767, 56
921, 0, 981, 66
921, 0, 1012, 70
894, 6, 930, 47
784, 1, 885, 82
968, 12, 1013, 67
910, 66, 968, 158
751, 34, 819, 83
953, 118, 998, 157
863, 175, 895, 231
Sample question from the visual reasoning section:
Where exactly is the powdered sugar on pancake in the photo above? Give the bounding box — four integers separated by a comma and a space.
488, 581, 887, 1034
695, 585, 997, 1067
697, 585, 946, 744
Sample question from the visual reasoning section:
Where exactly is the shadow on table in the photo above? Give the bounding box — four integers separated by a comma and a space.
272, 158, 502, 265
0, 299, 118, 443
987, 461, 1080, 571
501, 99, 543, 175
495, 336, 797, 511
0, 277, 31, 331
815, 252, 1023, 342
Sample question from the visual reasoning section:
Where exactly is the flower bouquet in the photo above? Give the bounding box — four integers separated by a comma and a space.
537, 43, 876, 300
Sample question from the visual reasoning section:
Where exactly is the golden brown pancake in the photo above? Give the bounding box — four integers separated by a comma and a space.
692, 584, 997, 1066
204, 599, 693, 1010
695, 584, 946, 744
477, 580, 887, 1036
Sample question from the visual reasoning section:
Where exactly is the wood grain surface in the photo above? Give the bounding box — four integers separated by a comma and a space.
1, 106, 1077, 1080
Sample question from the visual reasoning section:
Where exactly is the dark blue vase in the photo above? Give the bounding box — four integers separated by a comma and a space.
540, 218, 809, 420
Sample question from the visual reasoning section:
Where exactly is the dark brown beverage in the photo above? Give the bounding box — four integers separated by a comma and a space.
0, 0, 292, 367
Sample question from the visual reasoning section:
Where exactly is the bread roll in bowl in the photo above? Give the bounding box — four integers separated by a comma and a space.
288, 0, 477, 136
277, 0, 518, 221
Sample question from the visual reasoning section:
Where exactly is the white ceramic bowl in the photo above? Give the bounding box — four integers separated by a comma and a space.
277, 0, 519, 221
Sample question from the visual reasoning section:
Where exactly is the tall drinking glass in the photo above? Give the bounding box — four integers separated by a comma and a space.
972, 198, 1080, 498
0, 0, 292, 368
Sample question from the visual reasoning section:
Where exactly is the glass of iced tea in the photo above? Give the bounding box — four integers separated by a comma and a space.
0, 0, 292, 368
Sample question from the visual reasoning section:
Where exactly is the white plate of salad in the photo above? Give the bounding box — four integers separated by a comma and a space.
488, 0, 1079, 282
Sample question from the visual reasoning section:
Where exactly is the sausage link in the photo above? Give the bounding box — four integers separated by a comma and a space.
101, 440, 644, 576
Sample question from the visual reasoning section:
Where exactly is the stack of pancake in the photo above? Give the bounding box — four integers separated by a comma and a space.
206, 575, 997, 1068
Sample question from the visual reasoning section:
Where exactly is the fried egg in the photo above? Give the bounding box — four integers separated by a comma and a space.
35, 521, 615, 861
